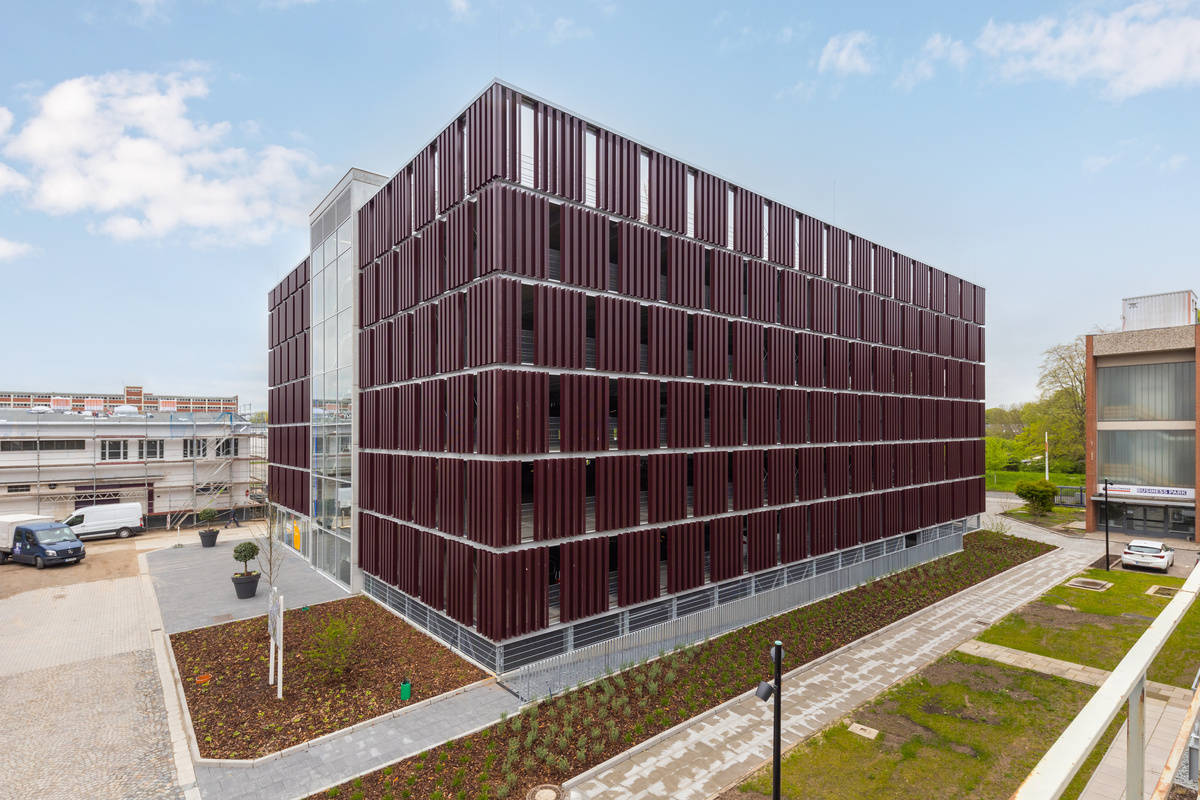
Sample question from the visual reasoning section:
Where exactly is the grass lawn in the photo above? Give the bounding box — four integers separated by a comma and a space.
1003, 506, 1087, 528
977, 567, 1200, 687
312, 531, 1052, 799
733, 653, 1096, 800
171, 595, 486, 759
985, 471, 1086, 493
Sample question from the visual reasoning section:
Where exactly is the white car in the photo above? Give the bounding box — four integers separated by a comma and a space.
1121, 540, 1175, 572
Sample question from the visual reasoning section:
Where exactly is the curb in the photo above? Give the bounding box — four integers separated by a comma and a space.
564, 539, 1079, 792
187, 674, 500, 767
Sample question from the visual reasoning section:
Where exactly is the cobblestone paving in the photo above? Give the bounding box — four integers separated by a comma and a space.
568, 509, 1101, 799
0, 573, 181, 800
0, 649, 180, 800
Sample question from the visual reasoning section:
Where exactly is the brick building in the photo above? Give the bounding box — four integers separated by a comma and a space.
267, 81, 987, 672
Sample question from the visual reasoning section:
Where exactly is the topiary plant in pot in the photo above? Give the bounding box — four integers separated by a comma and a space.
197, 508, 220, 547
231, 540, 261, 599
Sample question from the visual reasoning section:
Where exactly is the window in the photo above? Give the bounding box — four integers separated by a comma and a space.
638, 150, 650, 223
216, 438, 240, 457
1098, 362, 1195, 421
1098, 430, 1196, 488
100, 440, 128, 461
40, 439, 85, 451
584, 128, 598, 208
686, 170, 696, 237
520, 101, 535, 188
139, 439, 164, 460
432, 142, 440, 209
7, 484, 30, 493
183, 438, 208, 459
461, 119, 469, 195
793, 214, 800, 267
762, 201, 769, 258
0, 440, 37, 452
726, 187, 735, 247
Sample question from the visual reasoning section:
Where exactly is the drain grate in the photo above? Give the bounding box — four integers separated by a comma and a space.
1066, 577, 1113, 592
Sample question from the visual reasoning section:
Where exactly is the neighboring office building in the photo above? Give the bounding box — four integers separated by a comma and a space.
0, 384, 238, 415
267, 81, 987, 672
0, 408, 262, 525
1085, 291, 1199, 540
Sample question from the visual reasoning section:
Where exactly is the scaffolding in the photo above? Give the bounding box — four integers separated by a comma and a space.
0, 408, 265, 527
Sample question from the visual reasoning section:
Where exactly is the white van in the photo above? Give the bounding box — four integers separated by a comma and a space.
63, 503, 145, 540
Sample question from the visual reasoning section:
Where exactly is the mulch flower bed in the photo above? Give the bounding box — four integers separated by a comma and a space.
171, 595, 485, 759
314, 530, 1052, 800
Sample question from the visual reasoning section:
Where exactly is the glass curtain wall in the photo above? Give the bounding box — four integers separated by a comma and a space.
1098, 429, 1196, 487
309, 190, 354, 585
1098, 362, 1195, 421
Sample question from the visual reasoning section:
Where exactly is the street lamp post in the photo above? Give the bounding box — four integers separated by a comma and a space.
1103, 478, 1112, 571
756, 640, 784, 800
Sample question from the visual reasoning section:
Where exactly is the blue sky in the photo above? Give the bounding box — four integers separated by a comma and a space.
1, 0, 1198, 411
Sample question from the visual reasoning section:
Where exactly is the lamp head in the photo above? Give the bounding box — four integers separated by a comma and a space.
756, 681, 774, 702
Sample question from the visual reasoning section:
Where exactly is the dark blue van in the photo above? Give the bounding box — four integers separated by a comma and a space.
6, 521, 85, 569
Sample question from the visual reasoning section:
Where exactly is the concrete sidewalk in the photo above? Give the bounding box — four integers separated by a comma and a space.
147, 534, 349, 633
1080, 697, 1190, 800
567, 509, 1101, 800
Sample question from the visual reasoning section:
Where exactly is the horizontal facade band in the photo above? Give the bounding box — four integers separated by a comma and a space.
358, 473, 983, 555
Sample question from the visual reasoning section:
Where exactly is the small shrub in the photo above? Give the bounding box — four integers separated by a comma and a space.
1014, 479, 1057, 516
304, 617, 360, 681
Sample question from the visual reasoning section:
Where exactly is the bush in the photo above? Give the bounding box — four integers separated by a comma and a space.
1015, 479, 1057, 516
232, 541, 259, 575
305, 616, 360, 681
197, 508, 219, 526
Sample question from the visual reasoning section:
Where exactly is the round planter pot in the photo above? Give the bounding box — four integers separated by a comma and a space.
198, 529, 219, 548
231, 572, 260, 599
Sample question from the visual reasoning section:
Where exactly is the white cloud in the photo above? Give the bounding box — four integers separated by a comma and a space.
3, 70, 326, 245
977, 1, 1200, 99
448, 0, 470, 21
1083, 154, 1118, 172
778, 26, 794, 44
548, 17, 591, 44
0, 107, 12, 137
819, 31, 876, 76
896, 33, 970, 90
131, 0, 167, 22
0, 237, 33, 261
0, 163, 29, 194
775, 79, 815, 101
1161, 153, 1189, 171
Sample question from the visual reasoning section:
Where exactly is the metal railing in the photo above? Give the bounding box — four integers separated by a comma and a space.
1013, 561, 1200, 800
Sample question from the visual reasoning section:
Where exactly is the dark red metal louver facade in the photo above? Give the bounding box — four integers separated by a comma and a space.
279, 80, 987, 648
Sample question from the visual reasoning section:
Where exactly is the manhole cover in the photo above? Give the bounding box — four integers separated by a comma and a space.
1066, 578, 1112, 592
527, 786, 563, 800
1147, 585, 1179, 598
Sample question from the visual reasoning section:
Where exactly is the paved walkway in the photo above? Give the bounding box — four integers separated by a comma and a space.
956, 639, 1194, 705
147, 532, 349, 633
0, 573, 182, 800
1081, 697, 1190, 800
193, 681, 521, 800
567, 506, 1101, 800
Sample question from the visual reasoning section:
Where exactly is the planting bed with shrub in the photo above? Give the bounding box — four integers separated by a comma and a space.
314, 530, 1052, 800
171, 595, 485, 758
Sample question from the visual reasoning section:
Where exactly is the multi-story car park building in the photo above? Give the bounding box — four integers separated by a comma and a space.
267, 81, 987, 673
1086, 291, 1199, 540
0, 408, 262, 524
0, 384, 239, 414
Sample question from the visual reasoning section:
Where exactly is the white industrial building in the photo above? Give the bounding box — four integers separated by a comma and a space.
0, 409, 265, 526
